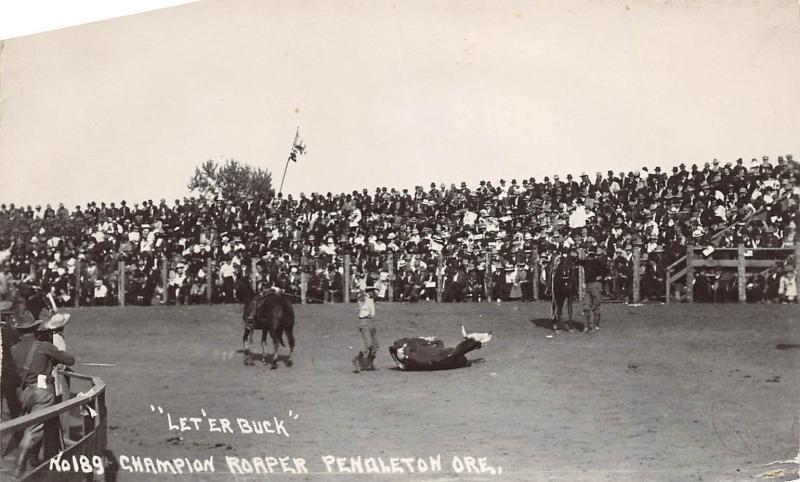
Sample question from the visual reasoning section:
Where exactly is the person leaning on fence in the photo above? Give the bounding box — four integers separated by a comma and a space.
352, 274, 379, 373
10, 317, 76, 478
37, 313, 72, 403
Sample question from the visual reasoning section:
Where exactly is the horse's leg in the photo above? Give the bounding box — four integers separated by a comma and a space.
261, 329, 268, 364
269, 329, 280, 369
284, 326, 295, 367
243, 327, 253, 365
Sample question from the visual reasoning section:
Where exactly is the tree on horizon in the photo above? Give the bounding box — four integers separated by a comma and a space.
187, 159, 274, 201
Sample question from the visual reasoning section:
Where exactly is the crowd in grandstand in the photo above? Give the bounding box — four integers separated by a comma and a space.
0, 155, 797, 307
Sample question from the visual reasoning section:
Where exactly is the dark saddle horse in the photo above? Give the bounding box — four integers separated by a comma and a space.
548, 254, 577, 330
243, 290, 296, 369
389, 326, 492, 371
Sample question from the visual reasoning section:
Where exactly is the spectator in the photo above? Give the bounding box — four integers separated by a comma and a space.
778, 266, 797, 303
93, 280, 108, 306
219, 259, 236, 303
189, 275, 207, 304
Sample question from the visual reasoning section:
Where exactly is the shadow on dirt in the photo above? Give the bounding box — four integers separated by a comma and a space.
530, 317, 592, 332
529, 318, 555, 329
241, 351, 293, 366
387, 358, 486, 372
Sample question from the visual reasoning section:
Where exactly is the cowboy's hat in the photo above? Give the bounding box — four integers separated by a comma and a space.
13, 318, 41, 330
38, 313, 71, 331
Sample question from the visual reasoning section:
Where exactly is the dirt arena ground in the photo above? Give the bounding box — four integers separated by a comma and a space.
32, 301, 800, 481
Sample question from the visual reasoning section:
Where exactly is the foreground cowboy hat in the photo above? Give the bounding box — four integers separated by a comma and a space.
13, 318, 41, 330
38, 313, 71, 331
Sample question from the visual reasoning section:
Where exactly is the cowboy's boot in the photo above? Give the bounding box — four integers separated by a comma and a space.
352, 352, 364, 373
366, 351, 377, 371
14, 446, 32, 479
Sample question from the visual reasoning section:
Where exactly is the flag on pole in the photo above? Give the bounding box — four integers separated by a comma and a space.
288, 127, 307, 163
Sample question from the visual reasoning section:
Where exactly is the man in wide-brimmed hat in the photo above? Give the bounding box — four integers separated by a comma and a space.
578, 246, 607, 332
38, 313, 71, 349
1, 300, 23, 435
11, 316, 76, 477
352, 272, 379, 372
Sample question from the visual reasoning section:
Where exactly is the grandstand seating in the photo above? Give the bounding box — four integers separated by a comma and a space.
0, 155, 797, 305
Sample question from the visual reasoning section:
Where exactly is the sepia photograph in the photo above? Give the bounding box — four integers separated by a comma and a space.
0, 0, 798, 480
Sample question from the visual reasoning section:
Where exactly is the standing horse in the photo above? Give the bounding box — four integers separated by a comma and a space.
548, 252, 577, 332
243, 291, 295, 369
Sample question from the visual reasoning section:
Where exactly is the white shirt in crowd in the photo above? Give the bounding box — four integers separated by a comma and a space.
220, 262, 235, 278
779, 274, 797, 300
94, 283, 108, 299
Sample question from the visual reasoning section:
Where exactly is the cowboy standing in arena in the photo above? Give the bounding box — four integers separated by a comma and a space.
10, 317, 76, 478
579, 246, 607, 331
352, 272, 379, 372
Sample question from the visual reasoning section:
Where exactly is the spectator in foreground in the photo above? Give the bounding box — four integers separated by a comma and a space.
11, 317, 76, 478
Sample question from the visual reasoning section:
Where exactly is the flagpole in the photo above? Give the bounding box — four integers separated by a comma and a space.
278, 127, 299, 195
278, 156, 291, 195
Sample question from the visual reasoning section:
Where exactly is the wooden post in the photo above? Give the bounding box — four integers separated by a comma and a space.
118, 260, 125, 306
532, 252, 539, 301
74, 260, 81, 307
737, 244, 747, 303
343, 254, 351, 304
686, 244, 694, 303
250, 257, 257, 292
436, 252, 444, 303
300, 256, 308, 304
484, 250, 492, 303
665, 264, 671, 305
795, 242, 800, 302
386, 253, 394, 303
632, 244, 641, 303
206, 258, 213, 304
161, 256, 168, 304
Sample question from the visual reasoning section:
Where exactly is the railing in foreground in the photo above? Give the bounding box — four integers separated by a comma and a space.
0, 371, 107, 482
